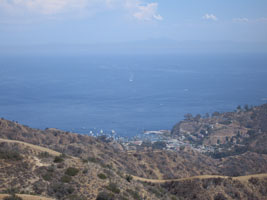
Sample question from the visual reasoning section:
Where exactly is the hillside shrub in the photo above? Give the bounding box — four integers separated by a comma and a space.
149, 187, 162, 197
248, 177, 259, 185
171, 196, 178, 200
42, 172, 53, 181
38, 152, 51, 158
54, 156, 64, 163
106, 182, 120, 194
118, 195, 129, 200
96, 191, 114, 200
125, 175, 133, 182
103, 168, 113, 177
33, 180, 46, 195
213, 178, 223, 186
61, 175, 72, 183
49, 183, 74, 199
214, 193, 227, 200
65, 167, 79, 176
57, 162, 64, 169
152, 141, 167, 150
47, 166, 55, 172
126, 189, 141, 200
67, 194, 87, 200
0, 150, 22, 161
87, 157, 98, 163
98, 173, 107, 179
220, 120, 231, 125
4, 188, 19, 194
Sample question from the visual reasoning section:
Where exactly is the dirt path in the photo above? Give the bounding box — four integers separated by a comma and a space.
0, 138, 61, 156
233, 173, 267, 181
0, 194, 55, 200
132, 173, 267, 183
132, 175, 229, 183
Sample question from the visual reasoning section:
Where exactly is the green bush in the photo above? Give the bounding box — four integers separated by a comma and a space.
96, 191, 114, 200
42, 172, 53, 181
126, 189, 141, 200
220, 120, 231, 125
87, 157, 98, 163
38, 152, 51, 158
152, 141, 167, 150
61, 175, 72, 183
214, 193, 227, 200
149, 187, 162, 197
0, 150, 22, 161
118, 195, 129, 200
57, 162, 64, 169
47, 166, 55, 172
4, 188, 19, 194
54, 156, 64, 163
125, 175, 133, 182
49, 183, 74, 199
106, 182, 120, 194
248, 177, 259, 185
98, 173, 107, 179
65, 167, 79, 176
171, 196, 178, 200
67, 194, 87, 200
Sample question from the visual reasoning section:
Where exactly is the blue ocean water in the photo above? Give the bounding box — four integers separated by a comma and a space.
0, 54, 267, 137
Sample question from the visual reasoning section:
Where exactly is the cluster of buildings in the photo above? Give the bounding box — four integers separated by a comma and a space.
119, 130, 215, 153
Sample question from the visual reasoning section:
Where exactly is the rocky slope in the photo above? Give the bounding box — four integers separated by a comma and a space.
172, 104, 267, 156
0, 103, 267, 199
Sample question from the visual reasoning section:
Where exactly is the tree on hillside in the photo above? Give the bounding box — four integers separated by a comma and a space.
194, 114, 201, 121
244, 104, 249, 111
184, 113, 193, 121
212, 112, 220, 117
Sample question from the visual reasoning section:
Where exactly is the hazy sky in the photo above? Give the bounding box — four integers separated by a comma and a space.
0, 0, 267, 50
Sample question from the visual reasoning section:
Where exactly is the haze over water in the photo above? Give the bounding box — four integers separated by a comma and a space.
0, 54, 267, 137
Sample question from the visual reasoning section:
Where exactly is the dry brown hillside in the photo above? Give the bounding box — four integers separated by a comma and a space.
0, 104, 267, 199
0, 118, 220, 180
0, 138, 161, 200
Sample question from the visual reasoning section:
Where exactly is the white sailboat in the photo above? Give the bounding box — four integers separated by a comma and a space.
129, 73, 134, 82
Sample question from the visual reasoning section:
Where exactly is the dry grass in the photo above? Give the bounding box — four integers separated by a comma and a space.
0, 194, 55, 200
2, 138, 267, 183
0, 139, 60, 157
